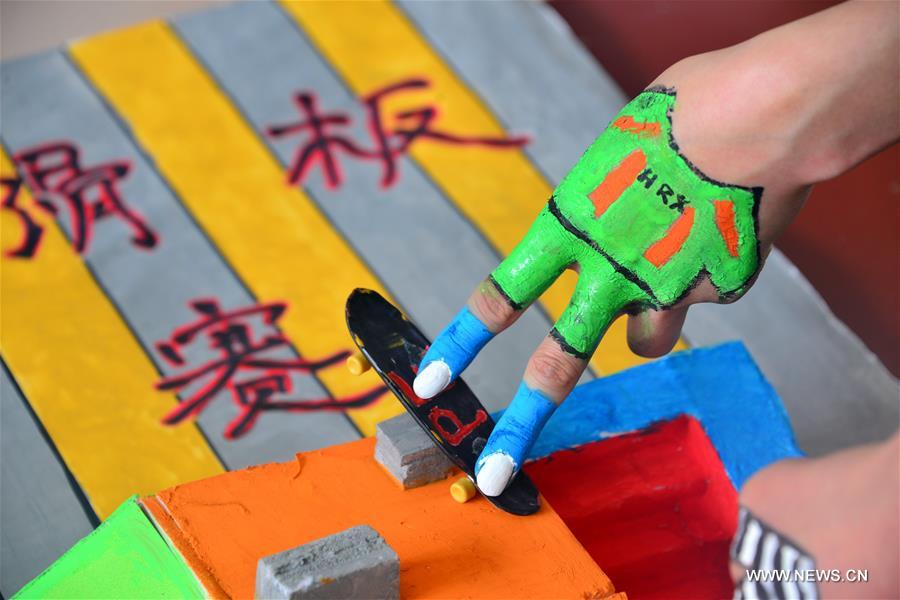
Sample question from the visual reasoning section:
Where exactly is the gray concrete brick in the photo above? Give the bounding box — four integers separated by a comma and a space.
256, 525, 399, 600
374, 413, 453, 488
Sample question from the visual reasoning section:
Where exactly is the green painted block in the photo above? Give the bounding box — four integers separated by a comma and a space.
14, 496, 203, 599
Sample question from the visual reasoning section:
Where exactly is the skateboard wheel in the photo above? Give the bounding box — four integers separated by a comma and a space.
346, 351, 371, 375
450, 477, 477, 503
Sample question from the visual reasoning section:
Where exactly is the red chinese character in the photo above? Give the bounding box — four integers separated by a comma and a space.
266, 77, 529, 191
362, 78, 529, 188
155, 298, 387, 439
1, 174, 43, 258
266, 93, 373, 190
11, 141, 158, 256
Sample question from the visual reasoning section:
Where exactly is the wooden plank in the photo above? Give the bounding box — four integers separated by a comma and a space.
0, 50, 360, 469
282, 0, 667, 373
0, 149, 223, 518
172, 1, 560, 412
149, 438, 618, 599
70, 22, 403, 436
0, 361, 94, 596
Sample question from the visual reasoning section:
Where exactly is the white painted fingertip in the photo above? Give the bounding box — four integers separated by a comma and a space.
413, 360, 451, 399
475, 453, 515, 497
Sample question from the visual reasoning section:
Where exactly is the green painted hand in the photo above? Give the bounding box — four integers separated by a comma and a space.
414, 87, 763, 497
415, 0, 898, 498
491, 87, 761, 357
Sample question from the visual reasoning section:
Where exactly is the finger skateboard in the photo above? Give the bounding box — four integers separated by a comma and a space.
345, 288, 540, 516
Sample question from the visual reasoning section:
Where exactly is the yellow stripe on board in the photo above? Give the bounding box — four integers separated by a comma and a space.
70, 22, 402, 436
283, 0, 686, 373
0, 150, 223, 519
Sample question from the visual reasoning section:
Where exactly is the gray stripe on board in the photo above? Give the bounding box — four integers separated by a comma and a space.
0, 51, 359, 468
174, 1, 559, 412
399, 0, 627, 183
400, 1, 899, 454
0, 364, 94, 597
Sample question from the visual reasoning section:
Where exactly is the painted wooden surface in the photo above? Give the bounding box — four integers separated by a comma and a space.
0, 363, 95, 595
1, 1, 894, 594
143, 437, 617, 600
14, 341, 801, 599
0, 148, 224, 521
171, 1, 559, 402
0, 53, 361, 469
13, 497, 204, 599
518, 342, 803, 490
69, 23, 399, 438
527, 416, 739, 600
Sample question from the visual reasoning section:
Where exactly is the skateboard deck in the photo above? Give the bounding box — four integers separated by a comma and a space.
346, 288, 540, 516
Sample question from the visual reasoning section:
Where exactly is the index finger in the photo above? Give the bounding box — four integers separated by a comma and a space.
414, 206, 573, 399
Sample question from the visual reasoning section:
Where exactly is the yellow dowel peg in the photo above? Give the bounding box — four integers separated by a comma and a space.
346, 351, 371, 375
450, 477, 477, 504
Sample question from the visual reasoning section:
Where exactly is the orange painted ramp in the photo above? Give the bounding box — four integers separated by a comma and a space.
144, 438, 617, 599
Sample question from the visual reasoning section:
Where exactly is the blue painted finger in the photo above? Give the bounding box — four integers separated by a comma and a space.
413, 306, 494, 399
475, 382, 556, 496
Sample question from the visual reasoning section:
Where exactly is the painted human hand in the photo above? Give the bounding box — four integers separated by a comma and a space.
412, 87, 770, 496
422, 0, 896, 498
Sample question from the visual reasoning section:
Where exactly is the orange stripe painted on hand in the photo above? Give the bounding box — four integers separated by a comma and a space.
644, 207, 695, 268
714, 200, 740, 257
612, 115, 661, 139
588, 149, 645, 218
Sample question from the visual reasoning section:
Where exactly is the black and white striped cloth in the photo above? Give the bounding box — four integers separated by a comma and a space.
731, 506, 819, 600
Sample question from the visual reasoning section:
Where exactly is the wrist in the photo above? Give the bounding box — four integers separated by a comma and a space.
652, 52, 819, 190
648, 53, 814, 247
652, 1, 898, 190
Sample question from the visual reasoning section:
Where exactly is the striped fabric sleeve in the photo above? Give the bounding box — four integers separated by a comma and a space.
731, 506, 820, 600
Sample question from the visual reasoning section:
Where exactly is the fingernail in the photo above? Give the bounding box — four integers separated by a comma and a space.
413, 360, 451, 399
475, 452, 516, 497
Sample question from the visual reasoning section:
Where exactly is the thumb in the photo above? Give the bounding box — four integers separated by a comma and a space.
626, 305, 688, 358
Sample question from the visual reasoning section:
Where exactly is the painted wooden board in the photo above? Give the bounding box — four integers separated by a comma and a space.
684, 251, 900, 456
520, 342, 803, 490
1, 0, 895, 592
0, 147, 225, 519
398, 1, 628, 186
171, 1, 563, 408
68, 22, 403, 439
12, 497, 204, 599
14, 341, 799, 599
0, 362, 95, 598
142, 437, 617, 599
0, 52, 360, 469
527, 416, 739, 600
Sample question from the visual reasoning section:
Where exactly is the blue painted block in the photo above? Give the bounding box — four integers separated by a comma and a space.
498, 342, 803, 490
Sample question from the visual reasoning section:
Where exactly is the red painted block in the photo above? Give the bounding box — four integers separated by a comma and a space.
525, 415, 738, 599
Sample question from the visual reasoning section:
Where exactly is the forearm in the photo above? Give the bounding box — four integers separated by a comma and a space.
652, 1, 898, 194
